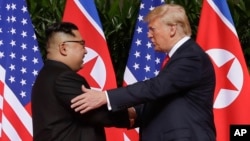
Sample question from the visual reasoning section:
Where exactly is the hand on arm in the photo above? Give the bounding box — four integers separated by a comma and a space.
71, 85, 107, 114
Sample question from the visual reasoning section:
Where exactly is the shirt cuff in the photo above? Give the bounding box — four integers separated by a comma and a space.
105, 91, 112, 111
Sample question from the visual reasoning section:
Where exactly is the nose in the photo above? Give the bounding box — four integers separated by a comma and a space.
84, 48, 88, 54
147, 31, 153, 38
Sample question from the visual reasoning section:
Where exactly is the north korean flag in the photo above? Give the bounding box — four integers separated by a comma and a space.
196, 0, 250, 141
63, 0, 125, 140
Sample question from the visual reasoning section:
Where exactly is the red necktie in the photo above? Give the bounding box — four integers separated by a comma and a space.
161, 55, 170, 69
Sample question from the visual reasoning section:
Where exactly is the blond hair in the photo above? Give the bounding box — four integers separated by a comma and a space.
145, 4, 192, 36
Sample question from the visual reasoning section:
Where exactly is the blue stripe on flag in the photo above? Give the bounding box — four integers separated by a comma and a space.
78, 0, 102, 29
212, 0, 234, 26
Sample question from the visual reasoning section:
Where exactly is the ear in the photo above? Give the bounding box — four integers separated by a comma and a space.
58, 43, 67, 56
169, 24, 177, 37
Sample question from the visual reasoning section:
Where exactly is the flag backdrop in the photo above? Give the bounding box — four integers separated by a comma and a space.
0, 0, 43, 141
196, 0, 250, 140
63, 0, 126, 140
122, 0, 166, 140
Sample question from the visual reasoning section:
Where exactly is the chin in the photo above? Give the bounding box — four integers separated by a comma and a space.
154, 48, 161, 52
75, 66, 82, 71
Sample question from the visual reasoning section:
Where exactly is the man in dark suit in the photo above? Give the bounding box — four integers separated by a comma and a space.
71, 4, 216, 141
31, 22, 133, 141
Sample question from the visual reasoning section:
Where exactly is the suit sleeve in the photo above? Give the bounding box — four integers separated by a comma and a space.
108, 46, 209, 111
55, 71, 130, 127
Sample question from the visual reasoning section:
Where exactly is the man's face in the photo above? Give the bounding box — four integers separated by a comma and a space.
147, 18, 174, 53
62, 30, 87, 71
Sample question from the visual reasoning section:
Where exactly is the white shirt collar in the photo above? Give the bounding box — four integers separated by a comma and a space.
168, 36, 190, 57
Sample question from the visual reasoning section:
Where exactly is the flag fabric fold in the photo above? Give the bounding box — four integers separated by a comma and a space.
196, 0, 250, 140
122, 0, 166, 140
0, 0, 43, 140
63, 0, 125, 140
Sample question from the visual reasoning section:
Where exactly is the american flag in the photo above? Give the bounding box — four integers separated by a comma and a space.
0, 0, 43, 140
122, 0, 165, 140
123, 0, 166, 86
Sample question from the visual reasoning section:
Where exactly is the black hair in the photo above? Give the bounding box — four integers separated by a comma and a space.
45, 22, 79, 42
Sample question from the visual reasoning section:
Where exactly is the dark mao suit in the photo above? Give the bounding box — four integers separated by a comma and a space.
107, 39, 216, 141
32, 60, 129, 141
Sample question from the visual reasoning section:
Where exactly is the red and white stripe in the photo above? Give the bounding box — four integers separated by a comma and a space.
0, 66, 33, 141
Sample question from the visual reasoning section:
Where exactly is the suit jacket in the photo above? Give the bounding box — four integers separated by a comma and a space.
108, 39, 216, 141
31, 60, 129, 141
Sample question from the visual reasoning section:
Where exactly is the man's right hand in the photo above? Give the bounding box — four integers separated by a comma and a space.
71, 85, 107, 114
